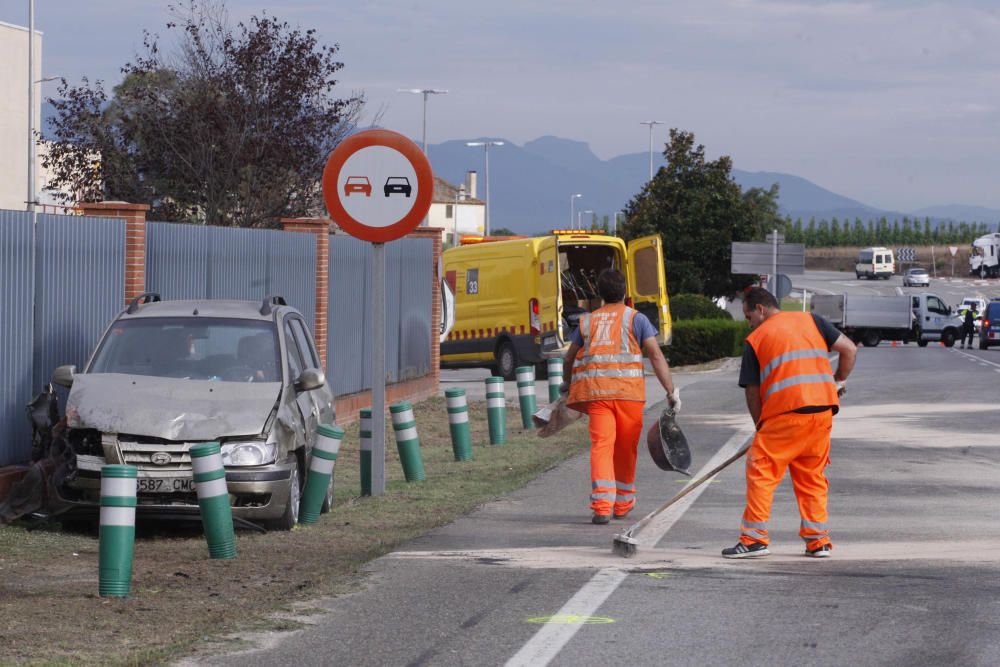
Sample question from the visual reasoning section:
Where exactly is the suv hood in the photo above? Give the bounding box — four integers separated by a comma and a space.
66, 373, 282, 441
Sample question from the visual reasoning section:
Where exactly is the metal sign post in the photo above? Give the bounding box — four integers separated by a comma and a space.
322, 129, 433, 496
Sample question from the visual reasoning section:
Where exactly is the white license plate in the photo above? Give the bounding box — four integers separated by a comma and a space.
137, 477, 195, 493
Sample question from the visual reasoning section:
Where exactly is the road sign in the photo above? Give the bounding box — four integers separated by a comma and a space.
765, 232, 785, 243
730, 242, 805, 275
322, 129, 433, 243
768, 274, 793, 299
896, 247, 915, 262
949, 246, 958, 257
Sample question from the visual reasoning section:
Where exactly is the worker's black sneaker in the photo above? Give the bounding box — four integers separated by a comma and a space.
721, 542, 770, 559
806, 544, 832, 558
591, 513, 611, 525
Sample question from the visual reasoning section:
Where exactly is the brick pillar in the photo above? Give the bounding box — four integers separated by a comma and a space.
280, 217, 331, 367
406, 227, 444, 393
77, 201, 150, 307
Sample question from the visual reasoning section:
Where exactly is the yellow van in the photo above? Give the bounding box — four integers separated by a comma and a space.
441, 231, 671, 379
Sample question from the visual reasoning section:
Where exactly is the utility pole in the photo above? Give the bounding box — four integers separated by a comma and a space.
639, 120, 664, 181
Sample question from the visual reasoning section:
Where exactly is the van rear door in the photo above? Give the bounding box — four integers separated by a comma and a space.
626, 235, 671, 342
537, 236, 561, 344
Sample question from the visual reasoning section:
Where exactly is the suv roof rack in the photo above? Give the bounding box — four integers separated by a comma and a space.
260, 295, 287, 316
126, 292, 162, 314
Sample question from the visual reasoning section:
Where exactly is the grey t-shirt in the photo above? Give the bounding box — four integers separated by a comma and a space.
739, 313, 841, 389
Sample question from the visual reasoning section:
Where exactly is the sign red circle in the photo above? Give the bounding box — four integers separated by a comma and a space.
322, 129, 434, 243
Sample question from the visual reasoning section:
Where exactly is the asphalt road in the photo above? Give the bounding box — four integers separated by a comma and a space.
185, 273, 1000, 667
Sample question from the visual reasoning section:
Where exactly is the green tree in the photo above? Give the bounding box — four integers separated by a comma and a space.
621, 129, 780, 298
43, 1, 363, 226
490, 227, 518, 236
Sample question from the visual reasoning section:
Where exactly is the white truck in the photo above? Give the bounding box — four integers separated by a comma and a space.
811, 292, 964, 348
969, 233, 1000, 278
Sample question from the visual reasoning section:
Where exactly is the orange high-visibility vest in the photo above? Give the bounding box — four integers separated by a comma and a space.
568, 304, 645, 408
745, 311, 839, 424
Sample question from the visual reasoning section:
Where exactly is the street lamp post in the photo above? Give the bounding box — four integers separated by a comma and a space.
578, 209, 593, 231
465, 140, 503, 236
397, 88, 449, 154
27, 0, 34, 213
613, 212, 623, 236
639, 120, 664, 181
569, 193, 582, 229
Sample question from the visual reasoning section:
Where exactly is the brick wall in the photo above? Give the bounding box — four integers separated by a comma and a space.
280, 217, 331, 366
77, 201, 149, 306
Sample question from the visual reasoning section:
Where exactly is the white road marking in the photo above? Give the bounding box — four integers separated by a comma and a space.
952, 348, 1000, 370
503, 428, 753, 667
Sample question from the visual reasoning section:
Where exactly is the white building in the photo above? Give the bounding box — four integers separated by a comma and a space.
0, 20, 42, 211
428, 171, 485, 247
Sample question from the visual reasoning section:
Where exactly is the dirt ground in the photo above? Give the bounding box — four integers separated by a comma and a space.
0, 398, 590, 665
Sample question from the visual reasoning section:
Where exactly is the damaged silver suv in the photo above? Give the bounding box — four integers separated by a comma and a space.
51, 294, 336, 530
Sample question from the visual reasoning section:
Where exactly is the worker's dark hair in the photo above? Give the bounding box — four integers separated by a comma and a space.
597, 269, 627, 303
744, 286, 779, 311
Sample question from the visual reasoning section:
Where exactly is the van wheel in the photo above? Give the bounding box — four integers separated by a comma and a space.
494, 341, 518, 381
917, 339, 929, 348
862, 331, 881, 347
941, 330, 957, 348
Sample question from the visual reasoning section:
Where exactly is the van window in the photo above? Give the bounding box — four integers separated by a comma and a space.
633, 246, 660, 295
987, 303, 1000, 319
859, 251, 873, 263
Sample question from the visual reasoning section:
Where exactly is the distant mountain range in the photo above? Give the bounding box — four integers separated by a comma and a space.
38, 100, 1000, 232
426, 135, 1000, 235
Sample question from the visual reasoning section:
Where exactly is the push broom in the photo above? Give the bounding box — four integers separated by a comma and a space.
612, 443, 751, 558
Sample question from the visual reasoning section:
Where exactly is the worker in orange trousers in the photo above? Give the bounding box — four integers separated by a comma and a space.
724, 287, 856, 559
562, 269, 679, 524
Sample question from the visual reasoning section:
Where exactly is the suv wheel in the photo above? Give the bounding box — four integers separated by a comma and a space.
270, 456, 302, 531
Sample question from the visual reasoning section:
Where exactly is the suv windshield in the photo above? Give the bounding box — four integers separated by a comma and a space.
89, 317, 280, 382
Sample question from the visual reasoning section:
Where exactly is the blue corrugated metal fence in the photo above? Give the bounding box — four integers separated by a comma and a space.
328, 235, 432, 396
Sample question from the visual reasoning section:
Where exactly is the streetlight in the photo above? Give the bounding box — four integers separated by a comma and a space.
613, 212, 624, 236
577, 209, 593, 231
569, 193, 582, 229
465, 140, 503, 236
639, 120, 664, 181
396, 88, 448, 154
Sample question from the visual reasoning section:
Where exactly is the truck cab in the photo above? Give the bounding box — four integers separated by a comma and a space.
970, 233, 1000, 278
912, 292, 964, 347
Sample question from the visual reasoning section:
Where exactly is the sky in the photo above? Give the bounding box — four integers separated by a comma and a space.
4, 0, 1000, 212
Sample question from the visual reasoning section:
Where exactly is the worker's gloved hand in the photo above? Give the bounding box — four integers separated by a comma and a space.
668, 387, 682, 413
559, 381, 570, 396
836, 381, 847, 398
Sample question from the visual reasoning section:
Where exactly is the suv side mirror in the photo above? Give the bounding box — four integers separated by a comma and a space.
52, 365, 77, 388
294, 368, 325, 393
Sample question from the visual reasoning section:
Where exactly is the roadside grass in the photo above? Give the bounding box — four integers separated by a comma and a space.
0, 397, 588, 665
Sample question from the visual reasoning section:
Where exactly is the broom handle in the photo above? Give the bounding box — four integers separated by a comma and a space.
625, 442, 752, 536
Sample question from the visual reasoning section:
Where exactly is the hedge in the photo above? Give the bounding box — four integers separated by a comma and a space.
670, 293, 733, 321
664, 318, 750, 366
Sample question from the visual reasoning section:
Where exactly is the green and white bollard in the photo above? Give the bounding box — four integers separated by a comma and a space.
190, 442, 236, 560
547, 358, 564, 403
485, 376, 507, 444
516, 366, 537, 429
359, 408, 373, 496
445, 387, 473, 461
390, 401, 426, 482
99, 464, 137, 598
300, 424, 343, 524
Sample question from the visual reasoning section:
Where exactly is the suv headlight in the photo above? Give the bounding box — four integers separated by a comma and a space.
220, 440, 277, 466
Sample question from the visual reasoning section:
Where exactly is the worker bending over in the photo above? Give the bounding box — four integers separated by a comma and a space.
725, 287, 856, 559
562, 269, 679, 524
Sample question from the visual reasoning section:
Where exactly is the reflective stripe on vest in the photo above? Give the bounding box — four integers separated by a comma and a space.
568, 304, 645, 406
746, 312, 839, 424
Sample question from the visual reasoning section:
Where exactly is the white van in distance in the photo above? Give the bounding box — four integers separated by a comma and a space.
856, 246, 895, 280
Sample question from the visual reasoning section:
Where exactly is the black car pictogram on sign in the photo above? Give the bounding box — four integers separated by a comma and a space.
384, 177, 412, 197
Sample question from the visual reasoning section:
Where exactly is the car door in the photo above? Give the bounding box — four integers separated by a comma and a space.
922, 295, 950, 335
282, 317, 318, 449
289, 317, 335, 426
626, 235, 671, 343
